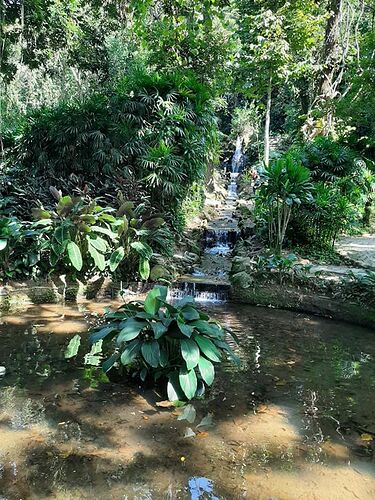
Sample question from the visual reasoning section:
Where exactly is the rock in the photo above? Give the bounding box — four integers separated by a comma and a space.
150, 265, 171, 282
0, 366, 6, 377
184, 252, 200, 264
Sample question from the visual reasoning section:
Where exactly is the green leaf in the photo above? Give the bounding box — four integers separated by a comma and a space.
181, 339, 200, 370
89, 237, 107, 252
109, 246, 125, 272
160, 348, 169, 367
167, 371, 185, 402
181, 306, 200, 321
64, 334, 81, 358
194, 336, 221, 362
178, 321, 194, 338
54, 226, 70, 246
144, 286, 168, 315
89, 325, 117, 344
91, 225, 117, 240
102, 352, 120, 373
120, 339, 141, 366
177, 295, 195, 307
0, 239, 7, 251
190, 320, 223, 338
56, 195, 73, 215
117, 317, 146, 344
179, 367, 197, 400
141, 340, 160, 368
198, 357, 215, 386
140, 367, 148, 381
88, 243, 106, 271
151, 322, 168, 339
139, 256, 150, 280
66, 241, 83, 271
131, 241, 153, 259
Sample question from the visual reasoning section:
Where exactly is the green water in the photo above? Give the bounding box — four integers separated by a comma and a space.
0, 301, 375, 499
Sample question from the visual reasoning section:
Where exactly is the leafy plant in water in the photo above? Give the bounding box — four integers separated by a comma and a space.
85, 286, 240, 401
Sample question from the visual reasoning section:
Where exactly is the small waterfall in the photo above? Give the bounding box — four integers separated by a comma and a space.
228, 136, 243, 200
168, 281, 230, 303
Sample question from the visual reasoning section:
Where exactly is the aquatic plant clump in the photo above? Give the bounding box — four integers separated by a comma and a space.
88, 286, 240, 401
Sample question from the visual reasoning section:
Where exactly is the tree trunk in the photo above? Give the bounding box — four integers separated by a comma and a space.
264, 70, 272, 167
318, 0, 343, 134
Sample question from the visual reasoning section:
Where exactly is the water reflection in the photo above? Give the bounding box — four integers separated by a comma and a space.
0, 302, 375, 498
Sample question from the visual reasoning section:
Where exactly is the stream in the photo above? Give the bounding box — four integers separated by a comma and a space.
1, 142, 375, 499
1, 301, 375, 499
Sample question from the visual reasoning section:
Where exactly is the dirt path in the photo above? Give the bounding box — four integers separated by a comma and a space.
336, 235, 375, 271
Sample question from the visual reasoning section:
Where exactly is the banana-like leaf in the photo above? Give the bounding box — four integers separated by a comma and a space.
66, 241, 83, 271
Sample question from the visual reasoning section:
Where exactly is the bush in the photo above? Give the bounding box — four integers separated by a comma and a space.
8, 70, 219, 219
81, 286, 239, 401
256, 156, 314, 253
0, 194, 173, 282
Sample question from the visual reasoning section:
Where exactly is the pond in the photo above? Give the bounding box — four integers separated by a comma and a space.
0, 301, 375, 499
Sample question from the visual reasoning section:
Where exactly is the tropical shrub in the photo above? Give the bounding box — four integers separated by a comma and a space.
291, 183, 357, 249
9, 70, 219, 218
0, 216, 47, 280
84, 286, 239, 401
256, 156, 314, 253
31, 194, 172, 280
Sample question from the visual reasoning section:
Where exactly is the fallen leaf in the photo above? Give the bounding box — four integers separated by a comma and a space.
156, 400, 174, 408
275, 380, 287, 386
197, 431, 209, 438
360, 433, 373, 442
184, 427, 196, 438
142, 416, 149, 420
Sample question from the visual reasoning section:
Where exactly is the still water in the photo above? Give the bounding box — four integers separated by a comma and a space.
0, 301, 375, 499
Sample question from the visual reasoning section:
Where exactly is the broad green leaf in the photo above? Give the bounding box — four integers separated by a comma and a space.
151, 322, 168, 339
0, 239, 7, 251
117, 318, 146, 345
91, 225, 117, 240
120, 339, 141, 365
177, 295, 195, 307
139, 256, 150, 280
190, 320, 223, 338
144, 286, 168, 315
198, 357, 215, 386
181, 306, 200, 321
181, 339, 200, 370
54, 226, 70, 246
64, 334, 81, 358
89, 325, 117, 344
66, 241, 83, 271
102, 352, 120, 373
130, 241, 153, 259
141, 340, 160, 368
159, 347, 169, 367
140, 367, 148, 381
194, 336, 221, 362
214, 340, 241, 366
179, 367, 197, 400
89, 237, 107, 252
31, 208, 51, 220
167, 371, 185, 402
88, 244, 106, 271
109, 246, 125, 272
56, 195, 73, 215
178, 321, 194, 338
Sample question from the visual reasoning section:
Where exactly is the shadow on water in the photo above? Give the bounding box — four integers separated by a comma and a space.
1, 301, 375, 498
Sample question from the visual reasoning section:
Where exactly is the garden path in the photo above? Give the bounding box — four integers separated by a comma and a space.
336, 235, 375, 271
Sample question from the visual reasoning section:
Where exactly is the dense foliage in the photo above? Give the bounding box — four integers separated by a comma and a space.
75, 286, 239, 400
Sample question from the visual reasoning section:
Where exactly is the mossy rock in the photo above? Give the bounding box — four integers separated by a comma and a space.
150, 265, 172, 282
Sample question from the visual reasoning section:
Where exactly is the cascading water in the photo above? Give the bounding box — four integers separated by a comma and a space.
168, 138, 243, 303
227, 136, 243, 200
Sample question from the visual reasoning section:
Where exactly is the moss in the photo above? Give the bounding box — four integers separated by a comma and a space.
230, 283, 375, 328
